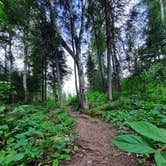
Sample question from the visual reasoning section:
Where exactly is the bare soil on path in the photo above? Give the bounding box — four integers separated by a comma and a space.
62, 112, 138, 166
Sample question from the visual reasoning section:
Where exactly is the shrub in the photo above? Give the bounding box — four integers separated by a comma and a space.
68, 96, 78, 108
0, 81, 16, 103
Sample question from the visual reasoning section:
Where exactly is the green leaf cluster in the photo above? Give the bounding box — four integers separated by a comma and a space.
0, 104, 76, 165
113, 122, 166, 166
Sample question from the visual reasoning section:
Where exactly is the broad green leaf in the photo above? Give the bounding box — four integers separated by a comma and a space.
14, 139, 28, 149
154, 152, 166, 166
0, 125, 8, 131
60, 154, 71, 160
0, 150, 5, 164
53, 159, 59, 166
129, 121, 166, 143
5, 153, 14, 165
13, 153, 24, 161
0, 106, 5, 113
112, 134, 155, 154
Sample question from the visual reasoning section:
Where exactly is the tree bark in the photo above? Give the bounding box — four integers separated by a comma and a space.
74, 61, 79, 100
44, 59, 47, 101
49, 0, 63, 107
23, 27, 29, 103
93, 18, 105, 91
4, 45, 8, 76
76, 56, 89, 109
104, 0, 113, 101
112, 41, 121, 91
41, 58, 44, 102
56, 60, 63, 108
68, 0, 89, 109
159, 0, 165, 22
49, 0, 89, 109
8, 31, 13, 84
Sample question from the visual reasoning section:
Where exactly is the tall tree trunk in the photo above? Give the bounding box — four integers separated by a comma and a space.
159, 0, 165, 22
8, 31, 13, 84
52, 66, 57, 101
93, 21, 105, 91
76, 55, 89, 109
70, 14, 80, 102
23, 28, 29, 103
4, 45, 8, 76
110, 7, 121, 92
49, 0, 89, 109
104, 0, 113, 101
44, 57, 47, 101
41, 59, 44, 102
74, 61, 79, 99
70, 0, 89, 109
56, 60, 63, 108
49, 0, 63, 107
112, 42, 121, 91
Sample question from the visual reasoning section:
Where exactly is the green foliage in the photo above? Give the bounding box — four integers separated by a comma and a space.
87, 91, 107, 107
0, 104, 76, 165
112, 134, 155, 154
122, 63, 166, 103
87, 97, 166, 134
113, 122, 166, 166
68, 96, 78, 108
0, 0, 5, 22
0, 81, 17, 103
129, 121, 166, 143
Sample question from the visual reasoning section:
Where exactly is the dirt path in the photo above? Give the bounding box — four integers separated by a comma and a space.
62, 112, 137, 166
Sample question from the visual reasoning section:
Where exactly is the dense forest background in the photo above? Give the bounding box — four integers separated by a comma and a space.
0, 0, 166, 165
0, 0, 165, 107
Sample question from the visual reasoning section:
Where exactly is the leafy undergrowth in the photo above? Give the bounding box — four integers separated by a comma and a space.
0, 105, 76, 166
85, 97, 166, 165
68, 91, 108, 110
86, 97, 166, 130
113, 121, 166, 166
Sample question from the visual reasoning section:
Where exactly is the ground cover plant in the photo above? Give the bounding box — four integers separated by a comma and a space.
113, 121, 166, 166
0, 105, 76, 166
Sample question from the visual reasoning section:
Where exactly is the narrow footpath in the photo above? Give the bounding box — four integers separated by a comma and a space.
63, 112, 137, 166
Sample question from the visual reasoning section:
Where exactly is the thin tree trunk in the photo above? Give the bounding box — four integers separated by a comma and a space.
4, 45, 8, 76
76, 56, 89, 109
70, 11, 80, 102
23, 27, 29, 103
159, 0, 165, 22
112, 42, 121, 91
8, 32, 13, 83
49, 0, 64, 107
42, 59, 44, 102
44, 57, 47, 101
49, 0, 88, 109
56, 60, 63, 108
93, 21, 105, 91
104, 0, 113, 101
68, 0, 88, 108
74, 61, 79, 99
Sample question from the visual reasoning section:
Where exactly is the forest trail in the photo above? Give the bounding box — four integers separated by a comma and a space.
62, 111, 137, 166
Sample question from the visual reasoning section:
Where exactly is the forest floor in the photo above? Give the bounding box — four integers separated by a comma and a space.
62, 111, 138, 166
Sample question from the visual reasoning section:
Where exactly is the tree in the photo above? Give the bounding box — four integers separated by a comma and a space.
49, 0, 89, 109
104, 0, 113, 101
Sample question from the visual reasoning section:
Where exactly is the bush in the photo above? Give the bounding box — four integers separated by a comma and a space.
87, 91, 108, 107
121, 63, 166, 103
68, 96, 78, 108
0, 81, 17, 103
